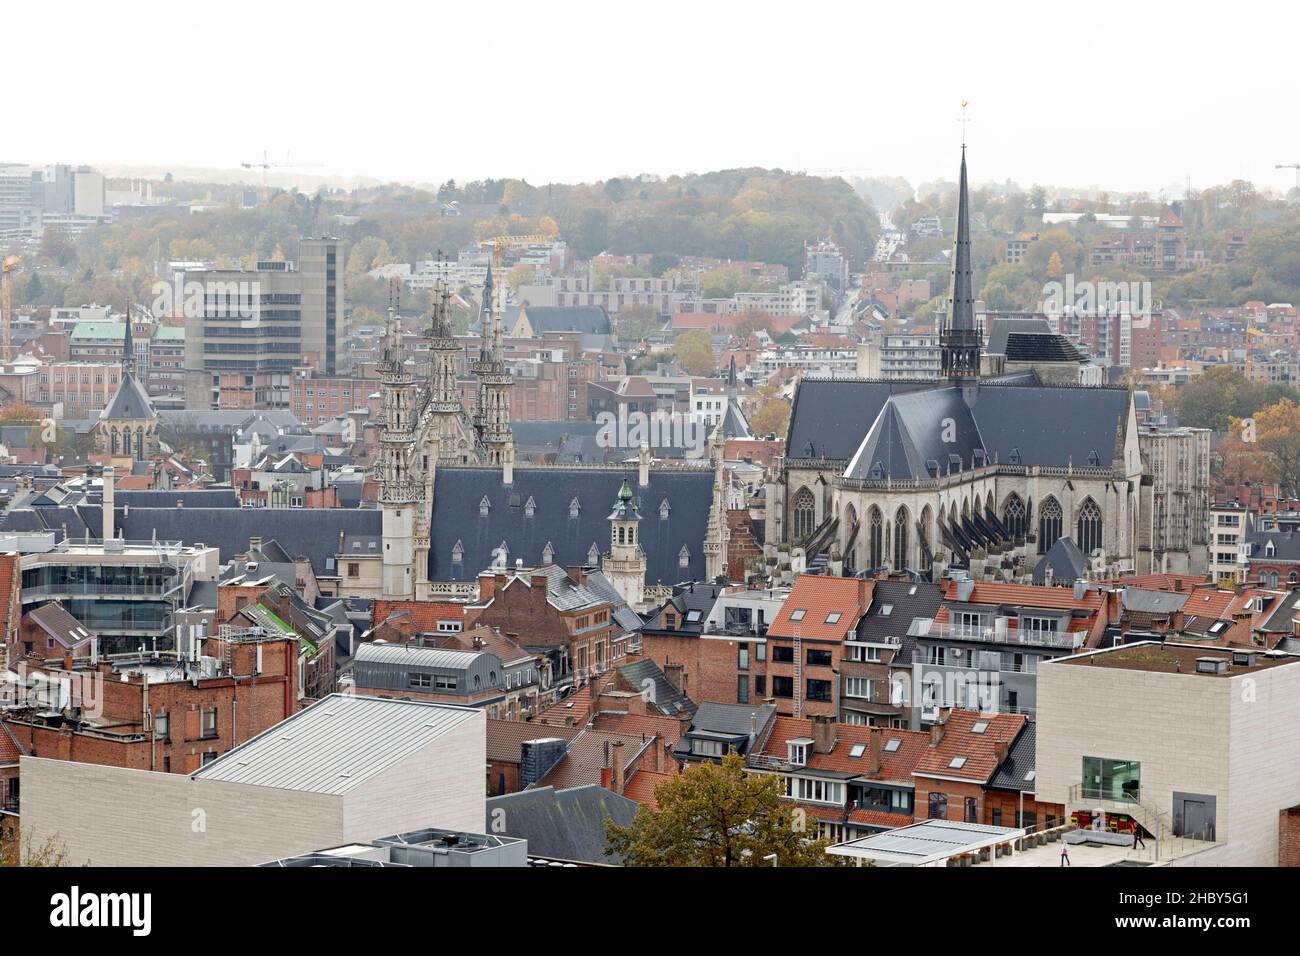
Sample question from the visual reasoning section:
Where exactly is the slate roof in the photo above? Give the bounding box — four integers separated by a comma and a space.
97, 504, 381, 575
614, 657, 695, 718
855, 579, 943, 643
520, 305, 612, 337
987, 722, 1038, 793
100, 371, 156, 421
1033, 536, 1088, 585
1122, 587, 1191, 615
485, 785, 637, 864
1244, 529, 1300, 562
428, 466, 713, 585
844, 381, 1130, 481
117, 489, 239, 508
641, 582, 722, 635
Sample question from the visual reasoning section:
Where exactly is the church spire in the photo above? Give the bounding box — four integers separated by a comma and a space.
940, 145, 982, 384
122, 300, 134, 378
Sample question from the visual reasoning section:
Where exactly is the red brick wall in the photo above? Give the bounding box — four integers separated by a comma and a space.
640, 631, 763, 706
1280, 808, 1300, 866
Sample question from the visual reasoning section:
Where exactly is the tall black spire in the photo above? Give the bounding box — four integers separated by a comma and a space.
940, 146, 981, 383
122, 301, 135, 378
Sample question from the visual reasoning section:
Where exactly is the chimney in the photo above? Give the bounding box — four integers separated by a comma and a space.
101, 466, 115, 542
477, 572, 496, 602
868, 726, 882, 776
1044, 565, 1054, 588
249, 535, 262, 553
810, 714, 837, 754
1073, 579, 1087, 601
930, 709, 950, 747
611, 739, 626, 795
663, 662, 685, 694
638, 442, 651, 487
503, 443, 514, 486
993, 738, 1010, 765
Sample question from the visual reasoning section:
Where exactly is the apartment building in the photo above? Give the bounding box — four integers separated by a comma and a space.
183, 238, 346, 409
1209, 503, 1250, 583
1037, 642, 1300, 865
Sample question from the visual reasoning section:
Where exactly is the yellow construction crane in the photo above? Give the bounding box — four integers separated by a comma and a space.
475, 234, 561, 272
0, 255, 19, 364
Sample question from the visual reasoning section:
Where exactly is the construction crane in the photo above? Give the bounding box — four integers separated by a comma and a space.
0, 255, 19, 364
1276, 164, 1300, 190
475, 234, 561, 311
240, 150, 324, 193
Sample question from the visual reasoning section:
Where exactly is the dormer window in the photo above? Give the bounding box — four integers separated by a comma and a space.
678, 544, 691, 569
587, 542, 601, 565
541, 541, 554, 564
524, 496, 536, 517
569, 497, 581, 518
787, 740, 810, 766
659, 498, 671, 520
479, 495, 491, 517
451, 540, 464, 565
1265, 540, 1276, 556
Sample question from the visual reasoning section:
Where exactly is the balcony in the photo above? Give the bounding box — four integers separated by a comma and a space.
917, 621, 1082, 650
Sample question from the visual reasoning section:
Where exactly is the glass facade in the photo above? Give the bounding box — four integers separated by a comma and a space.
1082, 756, 1141, 802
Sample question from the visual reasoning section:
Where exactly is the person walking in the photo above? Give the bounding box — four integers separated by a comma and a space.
1060, 843, 1070, 866
1133, 828, 1146, 850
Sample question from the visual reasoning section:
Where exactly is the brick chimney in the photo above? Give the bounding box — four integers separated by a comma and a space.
810, 714, 837, 754
929, 709, 950, 747
993, 738, 1010, 765
868, 726, 882, 776
663, 662, 686, 694
477, 572, 496, 602
611, 739, 626, 795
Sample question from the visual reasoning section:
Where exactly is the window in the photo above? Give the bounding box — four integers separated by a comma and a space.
844, 677, 874, 699
883, 738, 901, 753
772, 645, 794, 663
200, 708, 217, 739
927, 792, 948, 819
824, 611, 842, 625
1082, 757, 1141, 802
789, 609, 806, 622
693, 738, 725, 758
806, 679, 832, 702
737, 676, 749, 703
788, 777, 843, 804
948, 756, 967, 769
1077, 498, 1103, 555
738, 644, 749, 670
868, 507, 883, 568
893, 505, 909, 569
806, 649, 832, 667
347, 562, 360, 578
787, 741, 809, 765
964, 797, 978, 823
1039, 497, 1063, 554
792, 488, 816, 539
772, 676, 794, 698
1003, 494, 1026, 539
409, 673, 433, 687
154, 712, 169, 740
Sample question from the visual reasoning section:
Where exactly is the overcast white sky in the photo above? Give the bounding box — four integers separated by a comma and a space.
10, 0, 1294, 194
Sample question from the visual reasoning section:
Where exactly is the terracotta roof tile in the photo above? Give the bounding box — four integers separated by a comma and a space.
911, 710, 1026, 784
485, 719, 580, 764
754, 716, 929, 785
622, 768, 676, 809
768, 575, 872, 643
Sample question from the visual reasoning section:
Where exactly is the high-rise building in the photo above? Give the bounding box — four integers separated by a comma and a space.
183, 237, 347, 409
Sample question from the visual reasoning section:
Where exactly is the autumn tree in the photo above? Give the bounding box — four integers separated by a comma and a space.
674, 329, 716, 377
0, 830, 72, 867
605, 752, 844, 867
1255, 399, 1300, 497
0, 402, 41, 424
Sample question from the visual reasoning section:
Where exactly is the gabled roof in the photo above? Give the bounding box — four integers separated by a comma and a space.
912, 710, 1026, 785
768, 575, 871, 642
99, 371, 156, 422
485, 719, 581, 764
855, 579, 943, 644
752, 717, 930, 786
485, 785, 637, 864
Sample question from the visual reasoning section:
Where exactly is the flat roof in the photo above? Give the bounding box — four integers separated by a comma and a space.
193, 693, 479, 795
1056, 641, 1299, 676
827, 820, 1026, 866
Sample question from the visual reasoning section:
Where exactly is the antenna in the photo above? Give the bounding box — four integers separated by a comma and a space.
958, 100, 971, 149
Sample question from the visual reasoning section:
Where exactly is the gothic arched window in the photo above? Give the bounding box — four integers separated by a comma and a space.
894, 506, 910, 571
1003, 494, 1026, 540
1039, 497, 1063, 554
1077, 497, 1103, 555
919, 506, 932, 573
868, 507, 884, 569
792, 487, 816, 540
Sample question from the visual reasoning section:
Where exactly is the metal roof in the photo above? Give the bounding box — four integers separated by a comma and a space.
827, 819, 1026, 866
353, 642, 489, 670
192, 693, 479, 795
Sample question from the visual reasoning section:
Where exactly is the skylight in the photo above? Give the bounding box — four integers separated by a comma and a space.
880, 604, 894, 616
1025, 770, 1036, 782
971, 721, 989, 734
685, 610, 702, 623
884, 738, 901, 753
825, 611, 842, 624
849, 743, 866, 758
948, 756, 967, 769
789, 609, 806, 622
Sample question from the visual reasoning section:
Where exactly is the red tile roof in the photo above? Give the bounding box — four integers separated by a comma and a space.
754, 716, 929, 785
622, 768, 676, 809
485, 719, 580, 764
536, 729, 656, 790
911, 710, 1026, 784
768, 575, 872, 642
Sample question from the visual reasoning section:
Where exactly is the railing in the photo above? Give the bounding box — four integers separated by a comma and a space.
1067, 783, 1213, 862
911, 651, 1041, 674
916, 622, 1082, 650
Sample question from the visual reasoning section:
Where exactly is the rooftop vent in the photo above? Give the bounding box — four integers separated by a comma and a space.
1195, 657, 1229, 675
1231, 650, 1257, 667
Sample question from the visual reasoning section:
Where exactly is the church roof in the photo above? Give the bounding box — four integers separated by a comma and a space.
842, 381, 1129, 481
100, 371, 156, 422
429, 466, 713, 586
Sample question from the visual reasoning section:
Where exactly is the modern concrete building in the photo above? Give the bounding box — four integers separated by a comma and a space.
183, 238, 346, 409
19, 693, 486, 866
1037, 641, 1300, 866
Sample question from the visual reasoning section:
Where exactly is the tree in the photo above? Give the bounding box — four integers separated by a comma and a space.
0, 402, 41, 424
505, 264, 536, 293
674, 329, 715, 377
604, 752, 844, 867
1255, 399, 1300, 497
0, 830, 72, 867
1218, 416, 1275, 490
1175, 367, 1264, 431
